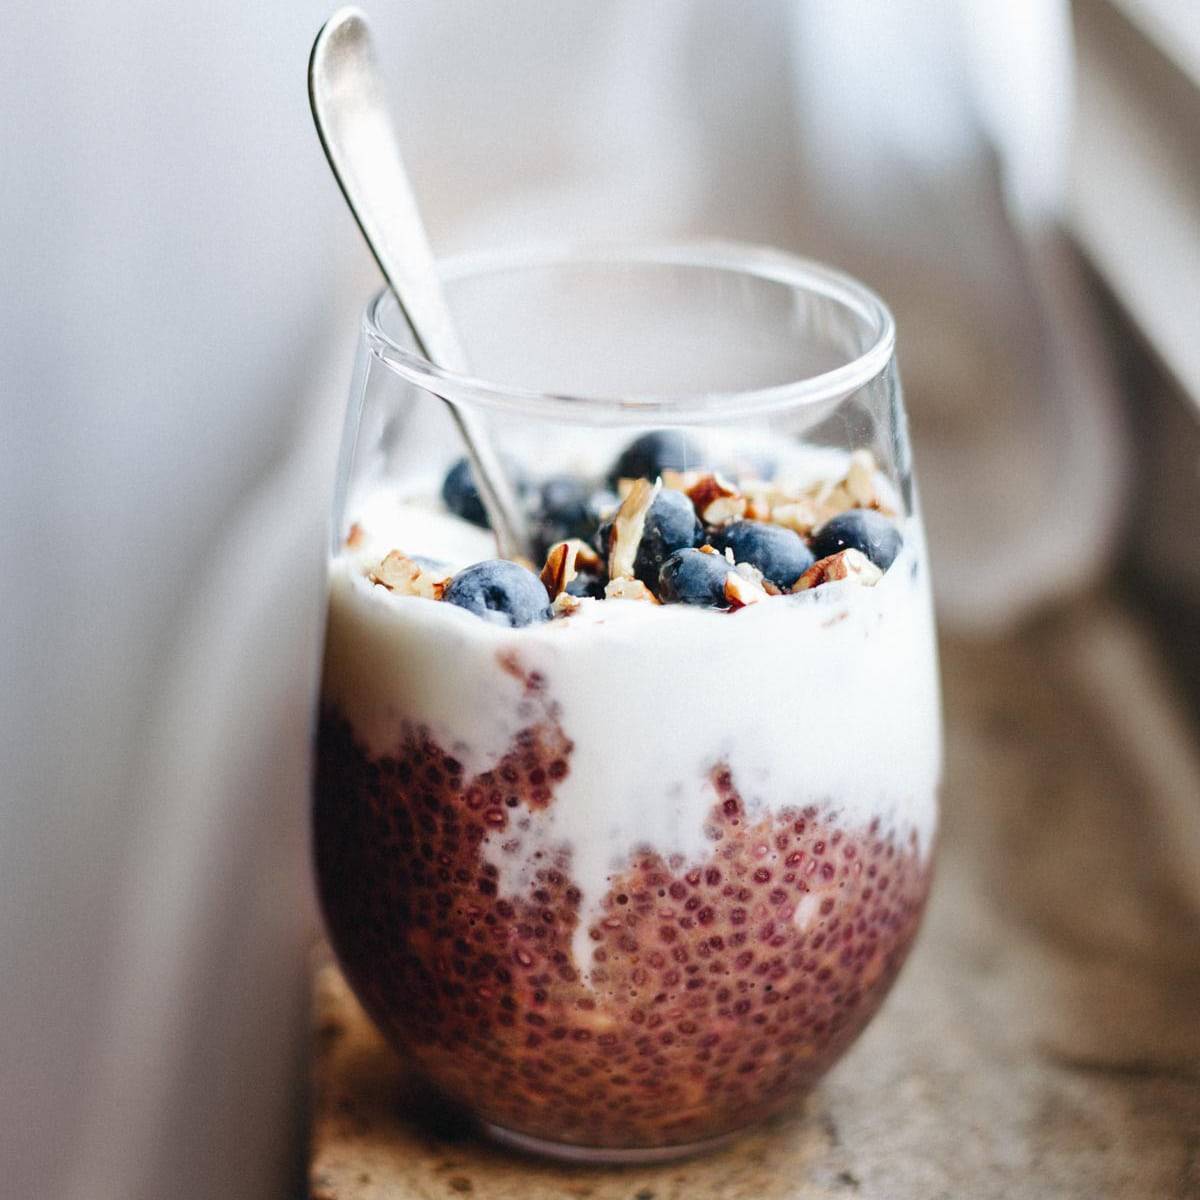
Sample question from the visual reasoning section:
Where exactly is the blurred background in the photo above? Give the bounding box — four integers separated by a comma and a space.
2, 2, 1198, 1197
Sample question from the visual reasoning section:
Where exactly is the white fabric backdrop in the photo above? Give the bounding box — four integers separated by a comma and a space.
0, 3, 1123, 1197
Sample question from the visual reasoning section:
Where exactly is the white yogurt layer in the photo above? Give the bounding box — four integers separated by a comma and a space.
322, 467, 942, 977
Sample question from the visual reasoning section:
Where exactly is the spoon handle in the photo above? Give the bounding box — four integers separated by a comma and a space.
309, 7, 530, 560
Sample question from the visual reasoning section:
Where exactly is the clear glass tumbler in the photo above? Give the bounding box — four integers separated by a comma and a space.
314, 242, 941, 1163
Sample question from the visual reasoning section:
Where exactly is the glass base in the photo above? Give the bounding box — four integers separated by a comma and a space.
481, 1120, 740, 1165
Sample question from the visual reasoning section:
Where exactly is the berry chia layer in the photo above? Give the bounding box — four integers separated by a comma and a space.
315, 431, 941, 1153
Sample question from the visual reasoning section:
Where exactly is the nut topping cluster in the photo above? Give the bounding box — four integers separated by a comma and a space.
356, 432, 905, 626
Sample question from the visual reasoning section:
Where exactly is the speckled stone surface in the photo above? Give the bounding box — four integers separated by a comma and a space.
310, 605, 1200, 1199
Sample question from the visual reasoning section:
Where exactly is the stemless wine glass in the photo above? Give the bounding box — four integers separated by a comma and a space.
314, 242, 941, 1163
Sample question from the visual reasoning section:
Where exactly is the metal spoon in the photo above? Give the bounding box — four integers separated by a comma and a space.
309, 6, 530, 560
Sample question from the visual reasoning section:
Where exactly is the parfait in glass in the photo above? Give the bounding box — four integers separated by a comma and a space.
314, 243, 941, 1162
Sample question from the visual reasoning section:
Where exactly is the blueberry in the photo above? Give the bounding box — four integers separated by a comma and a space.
657, 549, 733, 607
715, 520, 814, 589
541, 475, 590, 525
442, 560, 551, 627
810, 509, 903, 570
441, 456, 530, 529
593, 488, 701, 577
532, 476, 598, 557
633, 489, 703, 585
609, 431, 702, 484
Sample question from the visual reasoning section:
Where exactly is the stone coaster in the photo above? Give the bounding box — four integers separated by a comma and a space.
310, 605, 1200, 1199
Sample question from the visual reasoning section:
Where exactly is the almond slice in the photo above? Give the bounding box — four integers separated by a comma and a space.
608, 478, 659, 580
539, 538, 602, 599
540, 540, 579, 599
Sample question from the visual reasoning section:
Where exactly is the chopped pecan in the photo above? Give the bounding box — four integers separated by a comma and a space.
551, 592, 582, 618
843, 449, 878, 507
702, 495, 748, 525
733, 559, 764, 585
792, 548, 883, 592
604, 577, 660, 603
797, 449, 883, 525
771, 498, 822, 537
808, 482, 855, 525
344, 522, 365, 549
724, 569, 769, 608
685, 472, 738, 513
729, 558, 782, 596
661, 468, 705, 493
369, 551, 450, 599
740, 480, 776, 522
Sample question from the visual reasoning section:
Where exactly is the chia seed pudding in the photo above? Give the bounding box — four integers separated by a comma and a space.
314, 433, 940, 1157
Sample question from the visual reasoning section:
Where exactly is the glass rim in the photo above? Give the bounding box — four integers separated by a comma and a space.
362, 239, 896, 421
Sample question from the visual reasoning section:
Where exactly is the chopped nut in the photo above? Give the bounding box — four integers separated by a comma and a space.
369, 550, 451, 599
733, 560, 765, 587
608, 478, 659, 580
604, 577, 660, 603
551, 592, 582, 618
539, 538, 601, 599
724, 569, 769, 608
685, 471, 738, 512
734, 556, 782, 595
540, 540, 577, 598
844, 449, 878, 507
702, 495, 748, 525
792, 548, 883, 592
661, 468, 705, 493
810, 482, 855, 522
573, 541, 603, 574
771, 499, 822, 536
740, 480, 776, 522
802, 451, 885, 523
686, 473, 747, 526
345, 522, 365, 549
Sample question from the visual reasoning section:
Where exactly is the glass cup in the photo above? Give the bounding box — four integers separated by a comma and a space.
314, 242, 941, 1163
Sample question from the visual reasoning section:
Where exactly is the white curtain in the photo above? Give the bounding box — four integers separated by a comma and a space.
0, 3, 1122, 1197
